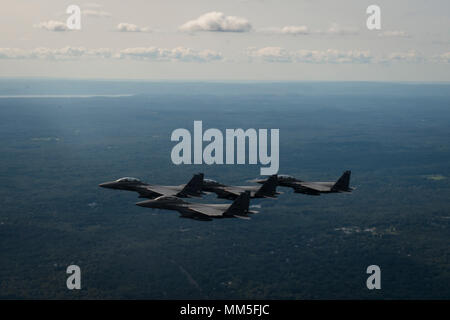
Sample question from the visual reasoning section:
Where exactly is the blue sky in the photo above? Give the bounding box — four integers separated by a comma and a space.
0, 0, 449, 81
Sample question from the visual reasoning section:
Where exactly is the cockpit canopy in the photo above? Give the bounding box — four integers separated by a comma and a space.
155, 196, 184, 203
203, 178, 222, 186
116, 177, 141, 183
278, 174, 295, 181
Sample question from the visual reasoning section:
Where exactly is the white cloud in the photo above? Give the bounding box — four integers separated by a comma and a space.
35, 20, 69, 32
0, 47, 87, 60
180, 11, 251, 32
280, 25, 309, 35
261, 23, 357, 36
382, 50, 424, 63
117, 47, 222, 62
378, 30, 410, 38
0, 47, 221, 62
248, 47, 373, 64
297, 49, 372, 64
323, 23, 358, 36
116, 23, 150, 33
435, 52, 450, 63
247, 47, 292, 62
263, 26, 310, 35
0, 48, 29, 59
0, 47, 439, 65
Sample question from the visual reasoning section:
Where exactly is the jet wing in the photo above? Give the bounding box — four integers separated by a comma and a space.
186, 204, 226, 217
145, 185, 181, 197
222, 186, 258, 196
297, 182, 333, 192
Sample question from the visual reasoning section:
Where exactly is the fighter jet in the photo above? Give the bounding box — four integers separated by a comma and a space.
202, 174, 279, 200
99, 173, 204, 199
251, 174, 303, 189
253, 171, 353, 196
135, 191, 255, 221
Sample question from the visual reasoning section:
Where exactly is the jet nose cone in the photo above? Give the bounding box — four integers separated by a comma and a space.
99, 182, 115, 188
136, 200, 150, 207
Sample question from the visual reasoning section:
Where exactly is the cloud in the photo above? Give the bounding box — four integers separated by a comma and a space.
435, 52, 450, 63
297, 49, 372, 64
248, 47, 432, 64
324, 23, 358, 35
261, 23, 357, 36
0, 47, 439, 65
0, 47, 222, 62
247, 47, 292, 62
382, 50, 424, 63
117, 47, 222, 62
35, 20, 69, 32
116, 23, 150, 33
83, 9, 112, 18
248, 47, 373, 64
280, 25, 309, 35
180, 11, 251, 32
263, 26, 310, 35
0, 47, 113, 60
378, 30, 410, 38
0, 48, 29, 59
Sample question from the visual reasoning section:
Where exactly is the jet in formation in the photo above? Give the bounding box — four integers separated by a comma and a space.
253, 170, 353, 196
99, 173, 204, 199
99, 170, 353, 221
136, 191, 256, 221
202, 174, 279, 200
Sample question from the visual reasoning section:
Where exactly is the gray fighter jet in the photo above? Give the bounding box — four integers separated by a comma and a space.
202, 175, 279, 200
136, 191, 254, 221
253, 171, 353, 196
99, 173, 204, 199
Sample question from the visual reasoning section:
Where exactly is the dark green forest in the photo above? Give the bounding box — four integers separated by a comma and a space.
0, 80, 449, 299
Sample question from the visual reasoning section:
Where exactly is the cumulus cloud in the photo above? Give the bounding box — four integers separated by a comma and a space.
180, 11, 251, 32
378, 30, 410, 38
116, 23, 150, 33
0, 46, 221, 62
248, 47, 373, 64
35, 20, 69, 32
